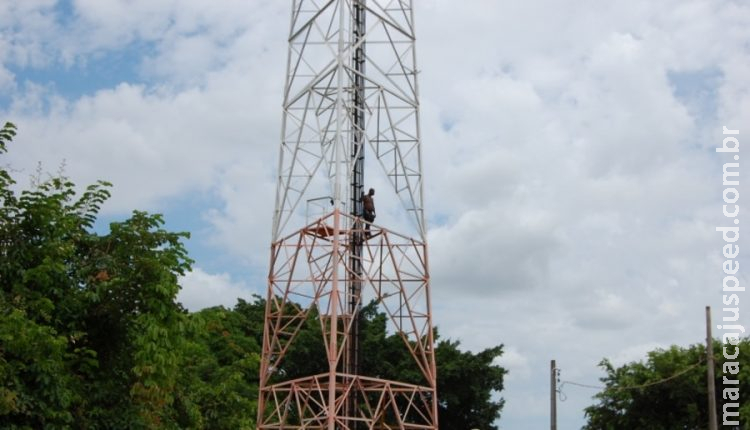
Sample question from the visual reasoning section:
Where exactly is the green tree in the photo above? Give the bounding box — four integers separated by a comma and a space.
583, 339, 750, 430
0, 122, 195, 428
356, 303, 507, 429
434, 339, 506, 429
0, 121, 87, 428
172, 305, 260, 429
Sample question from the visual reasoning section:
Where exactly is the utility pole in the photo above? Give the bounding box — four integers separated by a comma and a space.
706, 306, 718, 430
551, 359, 557, 430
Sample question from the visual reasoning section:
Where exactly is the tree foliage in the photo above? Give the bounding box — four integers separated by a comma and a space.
172, 305, 260, 429
354, 303, 507, 428
583, 339, 750, 430
0, 122, 506, 428
0, 122, 255, 429
0, 121, 200, 428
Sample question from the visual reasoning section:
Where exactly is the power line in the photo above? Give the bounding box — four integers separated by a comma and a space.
558, 355, 706, 395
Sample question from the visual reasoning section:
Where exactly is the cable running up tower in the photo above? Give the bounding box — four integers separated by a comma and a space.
258, 1, 437, 429
346, 0, 365, 426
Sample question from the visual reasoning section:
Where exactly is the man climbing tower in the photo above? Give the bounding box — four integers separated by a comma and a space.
361, 188, 375, 236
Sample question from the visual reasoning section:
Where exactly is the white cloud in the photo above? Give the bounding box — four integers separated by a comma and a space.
178, 267, 254, 312
429, 203, 558, 294
0, 0, 59, 69
415, 1, 750, 427
5, 41, 283, 212
204, 159, 276, 268
495, 346, 531, 381
610, 342, 668, 367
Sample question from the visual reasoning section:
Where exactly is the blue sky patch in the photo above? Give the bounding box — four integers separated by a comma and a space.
7, 41, 155, 104
667, 67, 723, 123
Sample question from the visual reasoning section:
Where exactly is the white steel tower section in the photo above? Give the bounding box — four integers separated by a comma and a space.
272, 0, 425, 241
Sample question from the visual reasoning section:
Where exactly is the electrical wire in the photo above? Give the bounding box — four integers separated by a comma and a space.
558, 355, 706, 394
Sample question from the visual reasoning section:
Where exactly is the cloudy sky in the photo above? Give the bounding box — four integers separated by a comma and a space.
2, 0, 749, 428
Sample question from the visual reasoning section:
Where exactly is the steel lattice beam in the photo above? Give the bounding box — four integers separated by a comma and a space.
260, 1, 436, 428
259, 212, 437, 428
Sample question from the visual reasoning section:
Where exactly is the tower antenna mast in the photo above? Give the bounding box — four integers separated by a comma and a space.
259, 1, 437, 428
